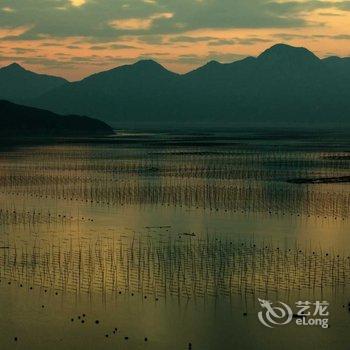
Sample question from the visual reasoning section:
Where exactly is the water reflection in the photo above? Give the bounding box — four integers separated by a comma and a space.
0, 130, 349, 349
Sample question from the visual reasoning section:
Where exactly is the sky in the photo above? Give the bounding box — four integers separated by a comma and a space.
0, 0, 350, 80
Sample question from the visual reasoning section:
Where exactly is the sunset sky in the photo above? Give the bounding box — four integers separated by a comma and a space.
1, 0, 350, 80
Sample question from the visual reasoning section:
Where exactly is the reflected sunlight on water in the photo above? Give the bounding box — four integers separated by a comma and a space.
0, 129, 349, 349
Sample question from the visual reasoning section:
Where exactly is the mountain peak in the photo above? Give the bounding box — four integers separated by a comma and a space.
2, 62, 26, 72
199, 60, 221, 70
132, 59, 167, 70
134, 59, 159, 65
129, 59, 177, 76
185, 60, 222, 76
207, 60, 220, 65
258, 43, 319, 63
204, 60, 223, 69
322, 56, 344, 64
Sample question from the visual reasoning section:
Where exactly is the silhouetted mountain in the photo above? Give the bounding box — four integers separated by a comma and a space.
258, 43, 319, 65
322, 56, 350, 78
0, 100, 113, 136
33, 59, 179, 123
0, 63, 67, 103
6, 44, 350, 126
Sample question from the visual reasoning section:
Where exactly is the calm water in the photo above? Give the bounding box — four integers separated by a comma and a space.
0, 128, 349, 349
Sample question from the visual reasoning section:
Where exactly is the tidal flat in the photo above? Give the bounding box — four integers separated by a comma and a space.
0, 128, 349, 350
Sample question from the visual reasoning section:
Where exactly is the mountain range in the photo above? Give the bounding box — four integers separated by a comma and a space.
1, 43, 350, 126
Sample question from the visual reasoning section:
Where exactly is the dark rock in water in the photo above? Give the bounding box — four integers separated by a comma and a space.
182, 232, 196, 237
134, 167, 159, 174
322, 155, 350, 160
287, 176, 350, 184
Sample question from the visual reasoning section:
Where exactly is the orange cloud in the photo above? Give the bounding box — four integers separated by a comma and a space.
0, 25, 32, 39
110, 13, 174, 31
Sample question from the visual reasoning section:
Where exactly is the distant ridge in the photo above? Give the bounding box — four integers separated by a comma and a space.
0, 63, 67, 103
258, 43, 319, 62
0, 100, 113, 136
1, 44, 350, 126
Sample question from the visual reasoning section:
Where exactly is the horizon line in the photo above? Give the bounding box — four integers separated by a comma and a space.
1, 43, 349, 82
